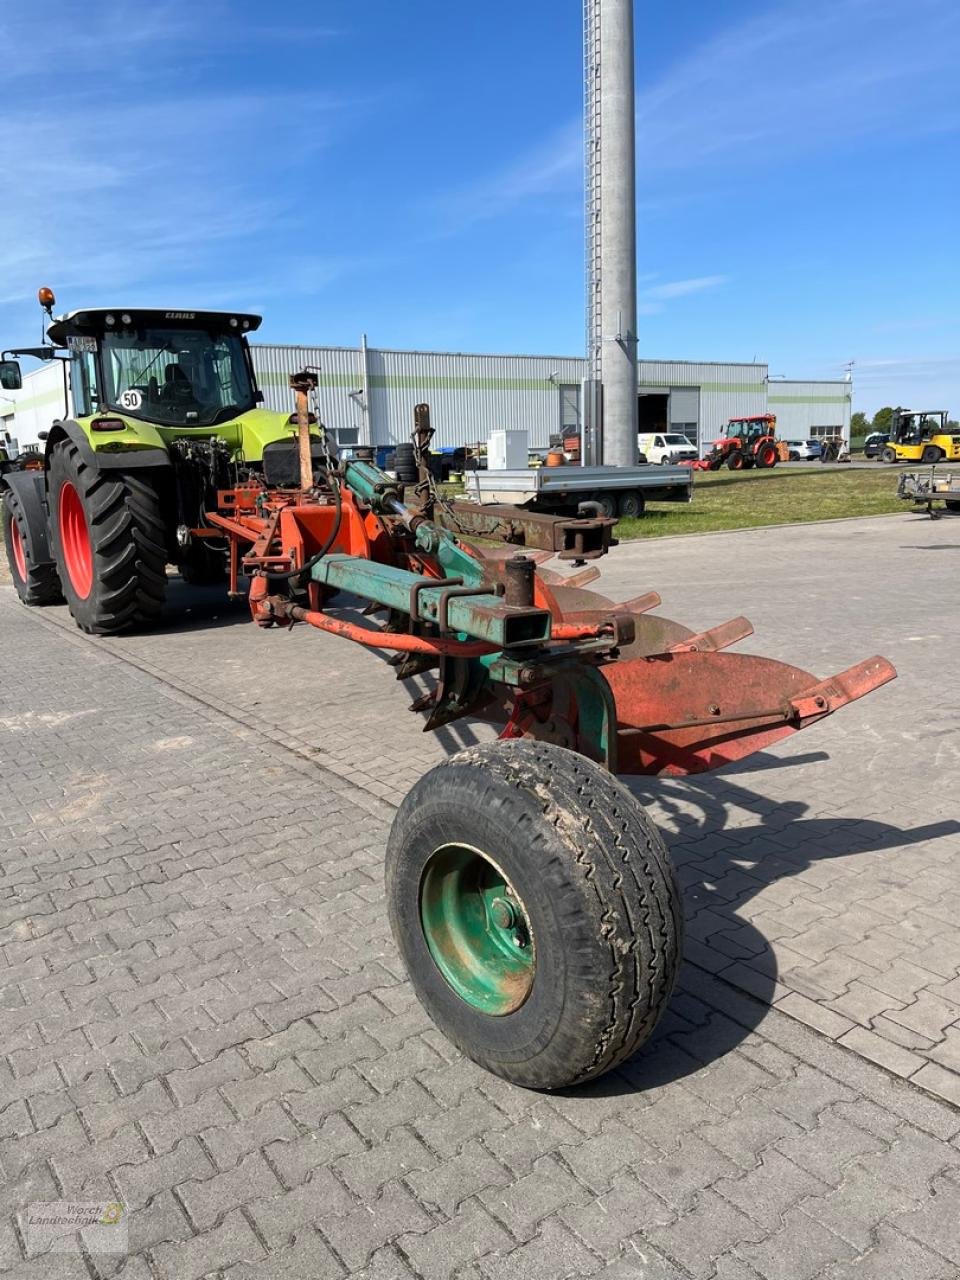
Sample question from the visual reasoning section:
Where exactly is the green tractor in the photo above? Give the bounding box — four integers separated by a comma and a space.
1, 290, 328, 633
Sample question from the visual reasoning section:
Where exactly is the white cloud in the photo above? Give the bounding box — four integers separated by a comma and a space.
0, 6, 366, 340
431, 122, 582, 233
646, 275, 730, 301
635, 0, 960, 176
814, 353, 960, 414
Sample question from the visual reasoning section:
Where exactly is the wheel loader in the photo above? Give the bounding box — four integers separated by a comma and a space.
1, 288, 896, 1091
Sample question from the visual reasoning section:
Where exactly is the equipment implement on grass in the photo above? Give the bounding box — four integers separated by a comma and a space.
897, 468, 960, 517
2, 297, 897, 1089
705, 415, 780, 471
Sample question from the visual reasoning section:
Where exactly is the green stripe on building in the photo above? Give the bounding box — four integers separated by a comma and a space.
259, 371, 770, 395
258, 371, 557, 391
640, 381, 764, 394
768, 395, 851, 405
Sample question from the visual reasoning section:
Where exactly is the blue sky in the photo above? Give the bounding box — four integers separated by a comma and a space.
1, 0, 957, 415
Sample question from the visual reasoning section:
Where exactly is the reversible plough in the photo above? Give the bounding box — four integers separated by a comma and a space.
202, 388, 895, 1087
1, 301, 898, 1088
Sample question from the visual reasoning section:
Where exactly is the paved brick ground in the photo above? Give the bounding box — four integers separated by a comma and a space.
26, 509, 960, 1101
1, 508, 959, 1277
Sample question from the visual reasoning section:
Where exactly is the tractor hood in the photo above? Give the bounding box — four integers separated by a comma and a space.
75, 407, 315, 464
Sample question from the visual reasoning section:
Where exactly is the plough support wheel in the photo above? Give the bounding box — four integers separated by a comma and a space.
385, 740, 682, 1090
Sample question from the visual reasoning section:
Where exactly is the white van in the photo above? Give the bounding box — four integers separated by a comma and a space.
637, 432, 698, 465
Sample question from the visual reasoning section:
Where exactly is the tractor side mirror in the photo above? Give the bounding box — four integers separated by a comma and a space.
0, 360, 22, 391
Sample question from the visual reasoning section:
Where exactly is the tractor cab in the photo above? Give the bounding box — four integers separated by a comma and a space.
1, 289, 331, 637
728, 417, 774, 444
45, 309, 265, 428
881, 408, 960, 465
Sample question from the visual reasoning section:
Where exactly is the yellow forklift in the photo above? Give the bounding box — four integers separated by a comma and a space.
880, 408, 960, 464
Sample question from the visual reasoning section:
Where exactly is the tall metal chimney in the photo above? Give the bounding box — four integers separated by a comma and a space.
585, 0, 638, 467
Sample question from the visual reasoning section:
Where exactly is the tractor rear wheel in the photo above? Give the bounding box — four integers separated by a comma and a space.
755, 442, 777, 468
921, 446, 942, 465
385, 740, 682, 1089
2, 489, 63, 605
48, 439, 167, 635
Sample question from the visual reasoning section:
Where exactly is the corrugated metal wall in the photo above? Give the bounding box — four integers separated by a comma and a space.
251, 345, 587, 449
639, 360, 767, 447
372, 350, 587, 448
7, 344, 849, 458
250, 345, 776, 452
252, 344, 370, 442
767, 380, 852, 440
667, 386, 700, 432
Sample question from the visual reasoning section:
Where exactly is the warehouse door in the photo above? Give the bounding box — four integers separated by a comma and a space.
668, 386, 700, 447
637, 393, 668, 433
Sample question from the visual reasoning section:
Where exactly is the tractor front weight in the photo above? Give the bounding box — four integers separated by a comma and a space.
202, 398, 896, 1090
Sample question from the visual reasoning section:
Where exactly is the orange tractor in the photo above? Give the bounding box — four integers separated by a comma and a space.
705, 415, 780, 470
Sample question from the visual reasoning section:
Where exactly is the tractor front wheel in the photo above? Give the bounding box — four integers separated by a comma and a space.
2, 489, 63, 606
48, 440, 168, 635
881, 446, 898, 464
727, 450, 745, 470
385, 740, 682, 1089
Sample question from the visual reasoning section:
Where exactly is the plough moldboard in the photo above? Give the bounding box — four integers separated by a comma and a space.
206, 395, 896, 1088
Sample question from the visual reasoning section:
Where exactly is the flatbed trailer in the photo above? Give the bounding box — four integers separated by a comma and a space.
463, 464, 693, 520
898, 468, 960, 517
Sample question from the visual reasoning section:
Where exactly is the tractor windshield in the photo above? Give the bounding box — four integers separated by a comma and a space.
100, 327, 256, 426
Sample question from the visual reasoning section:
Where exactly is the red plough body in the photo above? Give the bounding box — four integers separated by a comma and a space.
205, 465, 896, 779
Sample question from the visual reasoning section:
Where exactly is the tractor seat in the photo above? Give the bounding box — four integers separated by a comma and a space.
160, 363, 195, 403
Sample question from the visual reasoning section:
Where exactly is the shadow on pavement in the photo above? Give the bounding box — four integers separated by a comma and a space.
576, 758, 960, 1094
154, 577, 252, 632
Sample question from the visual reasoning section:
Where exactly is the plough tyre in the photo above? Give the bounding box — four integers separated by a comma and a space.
386, 740, 682, 1090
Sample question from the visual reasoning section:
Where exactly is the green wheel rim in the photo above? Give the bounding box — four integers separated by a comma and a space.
419, 844, 536, 1016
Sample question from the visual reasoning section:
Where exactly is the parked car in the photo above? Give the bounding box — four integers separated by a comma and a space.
863, 431, 889, 459
637, 432, 698, 465
785, 439, 823, 461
